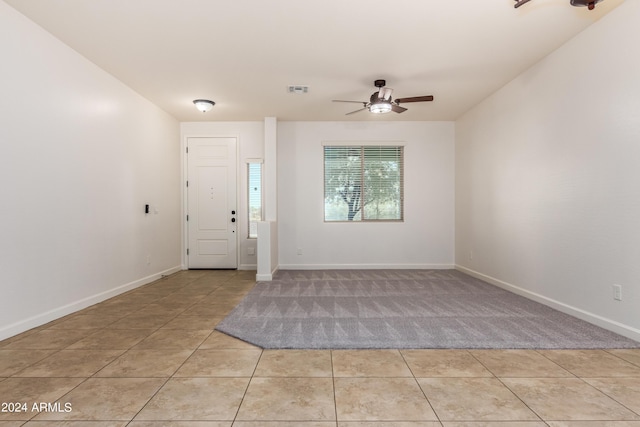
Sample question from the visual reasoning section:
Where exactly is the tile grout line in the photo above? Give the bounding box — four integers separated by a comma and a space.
489, 374, 547, 423
604, 347, 640, 368
79, 272, 224, 424
230, 344, 265, 424
534, 349, 580, 378
575, 375, 640, 419
398, 348, 443, 425
330, 349, 339, 427
114, 274, 222, 425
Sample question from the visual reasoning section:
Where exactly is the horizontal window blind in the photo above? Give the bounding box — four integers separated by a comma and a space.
324, 145, 403, 222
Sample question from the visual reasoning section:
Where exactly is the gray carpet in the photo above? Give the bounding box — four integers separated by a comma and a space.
215, 269, 640, 349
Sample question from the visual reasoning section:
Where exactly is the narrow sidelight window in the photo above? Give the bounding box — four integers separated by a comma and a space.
248, 162, 262, 238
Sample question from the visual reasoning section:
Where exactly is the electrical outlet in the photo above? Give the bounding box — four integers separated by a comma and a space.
469, 250, 474, 260
247, 247, 255, 256
297, 248, 303, 255
146, 254, 151, 265
613, 284, 622, 301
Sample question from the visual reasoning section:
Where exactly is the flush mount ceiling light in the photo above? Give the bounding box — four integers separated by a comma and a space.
514, 0, 603, 10
193, 99, 215, 113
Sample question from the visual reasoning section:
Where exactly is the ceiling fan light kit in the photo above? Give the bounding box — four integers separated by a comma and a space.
514, 0, 603, 9
333, 79, 433, 116
370, 101, 393, 114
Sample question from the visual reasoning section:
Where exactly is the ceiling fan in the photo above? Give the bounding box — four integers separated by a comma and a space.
333, 79, 434, 115
514, 0, 603, 10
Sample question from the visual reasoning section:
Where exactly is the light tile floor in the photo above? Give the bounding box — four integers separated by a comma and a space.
1, 270, 640, 426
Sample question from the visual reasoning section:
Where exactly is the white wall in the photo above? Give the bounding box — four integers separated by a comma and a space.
455, 1, 640, 339
180, 122, 264, 270
0, 2, 182, 340
278, 121, 455, 269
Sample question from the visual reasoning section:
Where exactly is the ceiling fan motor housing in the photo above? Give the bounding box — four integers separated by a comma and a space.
370, 92, 384, 103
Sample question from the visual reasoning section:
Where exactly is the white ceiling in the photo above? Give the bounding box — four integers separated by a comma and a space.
4, 0, 623, 122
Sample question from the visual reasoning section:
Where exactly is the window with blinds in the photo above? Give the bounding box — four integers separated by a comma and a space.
324, 145, 404, 222
248, 162, 262, 238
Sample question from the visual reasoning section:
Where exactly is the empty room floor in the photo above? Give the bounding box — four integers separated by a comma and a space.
1, 270, 640, 426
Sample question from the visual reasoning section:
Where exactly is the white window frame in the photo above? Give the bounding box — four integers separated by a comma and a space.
322, 141, 405, 223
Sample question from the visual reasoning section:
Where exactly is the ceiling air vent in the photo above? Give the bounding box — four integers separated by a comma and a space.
287, 85, 309, 94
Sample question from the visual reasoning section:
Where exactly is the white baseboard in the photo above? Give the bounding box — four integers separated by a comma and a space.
0, 265, 182, 341
238, 264, 257, 271
278, 263, 455, 270
456, 264, 640, 343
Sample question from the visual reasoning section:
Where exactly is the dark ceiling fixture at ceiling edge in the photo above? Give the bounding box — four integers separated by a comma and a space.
514, 0, 603, 10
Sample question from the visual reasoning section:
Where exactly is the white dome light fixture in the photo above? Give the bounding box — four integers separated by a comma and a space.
193, 99, 215, 113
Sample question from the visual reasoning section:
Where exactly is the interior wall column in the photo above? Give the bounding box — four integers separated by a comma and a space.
256, 116, 278, 280
264, 116, 277, 221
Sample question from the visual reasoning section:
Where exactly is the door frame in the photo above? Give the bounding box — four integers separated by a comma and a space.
181, 134, 240, 269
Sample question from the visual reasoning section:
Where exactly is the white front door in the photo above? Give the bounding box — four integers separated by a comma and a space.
186, 137, 237, 269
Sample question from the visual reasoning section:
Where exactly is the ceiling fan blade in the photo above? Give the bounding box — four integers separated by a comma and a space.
346, 107, 368, 115
514, 0, 533, 8
333, 100, 367, 104
378, 87, 393, 100
394, 95, 434, 104
391, 104, 408, 113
